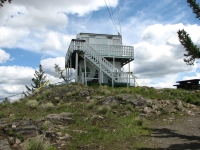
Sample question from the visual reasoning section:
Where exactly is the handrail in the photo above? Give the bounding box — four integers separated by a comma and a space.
89, 44, 134, 57
65, 39, 134, 83
84, 43, 121, 74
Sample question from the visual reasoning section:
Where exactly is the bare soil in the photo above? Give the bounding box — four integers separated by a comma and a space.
139, 111, 200, 150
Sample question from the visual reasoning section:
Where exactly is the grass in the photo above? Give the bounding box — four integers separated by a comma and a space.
0, 84, 199, 149
24, 135, 51, 150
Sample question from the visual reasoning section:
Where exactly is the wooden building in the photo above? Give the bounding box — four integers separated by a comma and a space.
65, 33, 135, 87
173, 79, 200, 90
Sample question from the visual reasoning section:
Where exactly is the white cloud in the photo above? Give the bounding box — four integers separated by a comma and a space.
0, 63, 67, 100
0, 49, 10, 63
40, 57, 76, 84
128, 23, 200, 78
41, 32, 74, 55
8, 10, 67, 31
11, 0, 118, 16
0, 66, 35, 85
40, 57, 65, 76
183, 73, 200, 80
0, 27, 29, 48
0, 0, 118, 55
122, 23, 200, 88
0, 66, 34, 100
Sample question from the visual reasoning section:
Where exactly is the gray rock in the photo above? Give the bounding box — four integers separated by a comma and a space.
93, 96, 105, 100
143, 107, 152, 114
46, 113, 74, 125
116, 94, 133, 101
20, 125, 37, 135
152, 104, 159, 111
8, 137, 15, 145
79, 90, 89, 97
15, 138, 21, 144
46, 131, 58, 141
129, 99, 146, 107
103, 96, 118, 106
0, 140, 11, 150
58, 133, 72, 140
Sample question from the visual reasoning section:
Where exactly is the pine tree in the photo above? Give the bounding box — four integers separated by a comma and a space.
54, 64, 67, 82
0, 0, 12, 7
25, 64, 47, 95
177, 0, 200, 65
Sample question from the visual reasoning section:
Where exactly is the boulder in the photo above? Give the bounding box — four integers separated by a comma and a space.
46, 113, 74, 125
143, 107, 152, 114
129, 99, 146, 107
79, 90, 90, 97
103, 96, 118, 106
0, 140, 11, 150
93, 96, 105, 100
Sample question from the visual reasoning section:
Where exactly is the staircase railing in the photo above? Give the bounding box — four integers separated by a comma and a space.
89, 44, 134, 58
65, 39, 85, 67
83, 43, 120, 73
65, 39, 131, 83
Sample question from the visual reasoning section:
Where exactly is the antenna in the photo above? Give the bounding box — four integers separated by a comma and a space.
104, 0, 119, 34
118, 6, 121, 35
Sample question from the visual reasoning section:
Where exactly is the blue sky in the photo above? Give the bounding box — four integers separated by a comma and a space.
0, 0, 200, 100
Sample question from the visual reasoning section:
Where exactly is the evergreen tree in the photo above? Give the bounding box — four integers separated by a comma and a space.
25, 64, 47, 95
54, 64, 67, 82
0, 0, 12, 7
177, 0, 200, 65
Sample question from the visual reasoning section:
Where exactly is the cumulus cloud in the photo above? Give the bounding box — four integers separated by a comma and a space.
40, 57, 65, 76
183, 73, 200, 80
0, 27, 29, 48
0, 62, 66, 100
0, 66, 35, 85
41, 32, 74, 55
122, 23, 200, 88
0, 66, 34, 100
0, 0, 118, 55
12, 0, 118, 16
129, 23, 200, 78
0, 49, 10, 64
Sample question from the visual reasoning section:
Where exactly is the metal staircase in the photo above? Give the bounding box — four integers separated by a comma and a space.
65, 39, 132, 85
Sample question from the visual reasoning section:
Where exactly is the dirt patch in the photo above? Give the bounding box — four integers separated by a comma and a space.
139, 111, 200, 150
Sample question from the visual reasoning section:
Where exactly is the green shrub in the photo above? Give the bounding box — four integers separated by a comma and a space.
41, 102, 54, 111
86, 101, 96, 110
0, 112, 7, 118
161, 108, 169, 115
97, 106, 110, 114
24, 135, 50, 150
26, 100, 39, 109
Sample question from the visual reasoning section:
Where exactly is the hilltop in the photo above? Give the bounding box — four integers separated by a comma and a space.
0, 83, 199, 150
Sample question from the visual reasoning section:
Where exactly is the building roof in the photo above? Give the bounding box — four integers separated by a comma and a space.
78, 32, 121, 37
176, 79, 200, 83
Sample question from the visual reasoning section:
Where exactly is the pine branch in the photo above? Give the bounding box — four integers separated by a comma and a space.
54, 64, 67, 82
0, 0, 11, 7
177, 29, 200, 65
187, 0, 200, 20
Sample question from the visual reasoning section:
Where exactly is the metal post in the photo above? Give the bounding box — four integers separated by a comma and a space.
113, 57, 115, 70
67, 63, 69, 84
84, 53, 87, 85
66, 62, 68, 83
128, 61, 130, 87
112, 57, 115, 87
127, 73, 128, 87
102, 71, 103, 84
99, 58, 102, 84
82, 73, 84, 84
134, 77, 136, 87
70, 57, 72, 83
76, 52, 78, 82
112, 72, 114, 88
